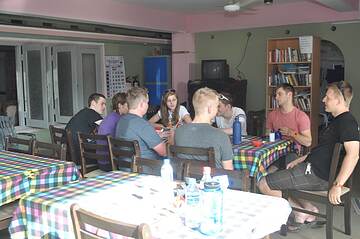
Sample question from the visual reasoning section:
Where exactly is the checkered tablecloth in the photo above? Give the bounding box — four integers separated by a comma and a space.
233, 136, 293, 181
9, 171, 291, 239
0, 150, 80, 207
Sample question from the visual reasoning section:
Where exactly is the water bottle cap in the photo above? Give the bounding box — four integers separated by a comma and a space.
204, 181, 220, 190
163, 159, 170, 164
203, 166, 211, 174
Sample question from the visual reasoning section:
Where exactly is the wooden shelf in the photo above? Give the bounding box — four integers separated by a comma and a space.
266, 36, 320, 147
268, 61, 311, 65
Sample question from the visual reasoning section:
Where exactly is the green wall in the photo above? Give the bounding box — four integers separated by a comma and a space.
195, 22, 360, 121
104, 42, 170, 86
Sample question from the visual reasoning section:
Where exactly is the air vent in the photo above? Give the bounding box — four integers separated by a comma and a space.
10, 19, 23, 25
43, 22, 53, 28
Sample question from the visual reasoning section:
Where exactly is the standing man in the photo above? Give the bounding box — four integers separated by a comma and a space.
215, 92, 247, 136
115, 87, 166, 160
175, 87, 234, 170
258, 81, 359, 225
267, 83, 312, 169
65, 93, 106, 164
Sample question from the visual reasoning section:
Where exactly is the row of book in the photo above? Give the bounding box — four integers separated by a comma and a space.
268, 48, 312, 63
269, 92, 311, 112
268, 72, 312, 86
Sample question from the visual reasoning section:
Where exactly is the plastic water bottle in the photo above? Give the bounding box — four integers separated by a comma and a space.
161, 159, 174, 205
232, 116, 242, 145
200, 181, 223, 235
199, 166, 212, 189
161, 158, 174, 182
185, 178, 201, 228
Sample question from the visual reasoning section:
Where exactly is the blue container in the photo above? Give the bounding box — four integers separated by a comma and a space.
200, 182, 223, 235
275, 130, 282, 140
232, 116, 242, 145
144, 56, 171, 106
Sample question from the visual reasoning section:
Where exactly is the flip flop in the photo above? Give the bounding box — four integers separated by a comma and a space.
305, 220, 326, 229
287, 220, 326, 232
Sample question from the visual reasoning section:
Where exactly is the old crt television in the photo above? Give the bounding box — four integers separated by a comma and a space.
201, 59, 228, 81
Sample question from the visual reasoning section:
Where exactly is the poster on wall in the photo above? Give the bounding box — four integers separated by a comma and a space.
105, 56, 127, 98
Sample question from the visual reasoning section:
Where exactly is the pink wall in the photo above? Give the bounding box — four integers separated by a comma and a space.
185, 1, 360, 33
0, 0, 186, 32
172, 33, 195, 103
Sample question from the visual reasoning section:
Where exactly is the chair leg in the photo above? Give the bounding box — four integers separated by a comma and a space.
344, 194, 351, 235
326, 203, 333, 239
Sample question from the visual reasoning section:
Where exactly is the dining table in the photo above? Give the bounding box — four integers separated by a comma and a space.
232, 136, 293, 190
9, 171, 291, 239
0, 150, 80, 207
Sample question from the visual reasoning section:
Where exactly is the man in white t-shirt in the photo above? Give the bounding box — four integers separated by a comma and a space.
214, 92, 247, 136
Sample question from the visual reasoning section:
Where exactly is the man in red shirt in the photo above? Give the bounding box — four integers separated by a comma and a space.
267, 83, 312, 170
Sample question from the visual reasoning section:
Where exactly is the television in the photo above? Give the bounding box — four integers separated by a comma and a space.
201, 59, 228, 81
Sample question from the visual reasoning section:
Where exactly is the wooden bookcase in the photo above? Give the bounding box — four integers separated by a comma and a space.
266, 36, 320, 147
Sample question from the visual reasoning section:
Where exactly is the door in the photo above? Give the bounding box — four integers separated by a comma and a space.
78, 47, 102, 108
53, 46, 78, 123
22, 45, 49, 128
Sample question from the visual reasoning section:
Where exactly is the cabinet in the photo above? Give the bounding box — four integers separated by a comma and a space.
144, 56, 171, 106
266, 36, 320, 146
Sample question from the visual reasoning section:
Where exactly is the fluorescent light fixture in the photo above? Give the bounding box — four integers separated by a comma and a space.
264, 0, 273, 5
224, 2, 240, 12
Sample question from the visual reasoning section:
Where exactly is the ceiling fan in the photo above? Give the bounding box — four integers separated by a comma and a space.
223, 0, 273, 12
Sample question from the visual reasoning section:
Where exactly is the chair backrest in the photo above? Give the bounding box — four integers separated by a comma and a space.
212, 168, 250, 191
32, 140, 67, 161
70, 204, 152, 239
49, 125, 66, 145
168, 145, 216, 166
5, 136, 34, 154
168, 145, 216, 179
0, 116, 16, 149
78, 133, 115, 177
108, 137, 141, 172
66, 128, 78, 164
135, 156, 185, 180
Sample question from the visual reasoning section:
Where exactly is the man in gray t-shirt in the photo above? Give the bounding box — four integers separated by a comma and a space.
175, 87, 234, 169
115, 87, 167, 160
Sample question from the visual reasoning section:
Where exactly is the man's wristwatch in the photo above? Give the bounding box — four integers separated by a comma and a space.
333, 181, 343, 187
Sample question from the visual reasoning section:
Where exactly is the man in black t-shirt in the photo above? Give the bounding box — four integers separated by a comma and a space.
258, 81, 359, 224
65, 93, 106, 165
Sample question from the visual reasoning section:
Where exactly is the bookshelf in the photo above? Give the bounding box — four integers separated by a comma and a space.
266, 36, 320, 147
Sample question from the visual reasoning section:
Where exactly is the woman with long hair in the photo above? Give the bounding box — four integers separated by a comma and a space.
149, 89, 192, 128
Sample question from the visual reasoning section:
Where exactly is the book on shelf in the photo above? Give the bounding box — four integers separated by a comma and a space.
268, 48, 312, 63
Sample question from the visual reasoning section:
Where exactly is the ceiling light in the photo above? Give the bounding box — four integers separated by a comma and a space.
224, 2, 240, 12
264, 0, 273, 5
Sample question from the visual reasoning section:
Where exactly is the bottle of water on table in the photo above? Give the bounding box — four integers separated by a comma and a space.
185, 178, 201, 229
161, 159, 174, 204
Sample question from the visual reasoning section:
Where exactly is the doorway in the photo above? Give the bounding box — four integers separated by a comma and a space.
0, 41, 104, 128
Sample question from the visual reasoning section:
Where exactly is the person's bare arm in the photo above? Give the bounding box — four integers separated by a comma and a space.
153, 142, 167, 156
148, 114, 164, 128
182, 114, 192, 124
222, 159, 234, 170
329, 141, 359, 204
280, 127, 312, 147
286, 154, 308, 169
220, 128, 233, 135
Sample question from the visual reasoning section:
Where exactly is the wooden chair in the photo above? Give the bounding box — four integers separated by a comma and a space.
212, 168, 250, 191
49, 125, 66, 145
284, 143, 353, 239
168, 145, 216, 179
5, 136, 34, 154
32, 140, 67, 161
0, 200, 18, 231
78, 133, 114, 178
1, 115, 35, 150
135, 156, 186, 180
70, 204, 152, 239
107, 137, 140, 172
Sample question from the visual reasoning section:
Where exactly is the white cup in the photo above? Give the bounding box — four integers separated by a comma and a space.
269, 133, 275, 142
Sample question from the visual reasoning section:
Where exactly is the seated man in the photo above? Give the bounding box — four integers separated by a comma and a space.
65, 93, 106, 165
175, 87, 234, 170
115, 87, 166, 160
214, 92, 247, 136
97, 92, 128, 171
267, 83, 312, 169
258, 81, 359, 226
